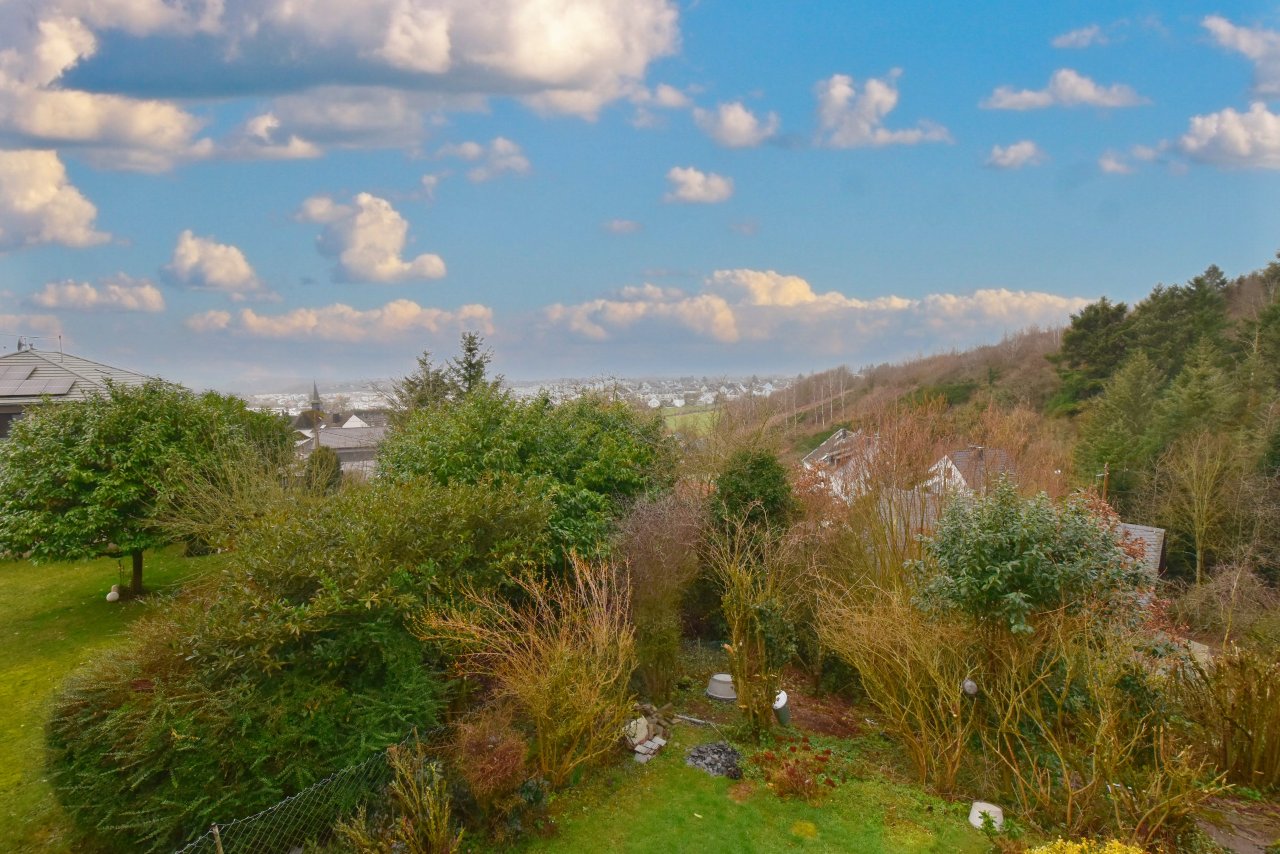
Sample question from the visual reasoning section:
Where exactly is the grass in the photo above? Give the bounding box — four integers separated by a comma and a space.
507, 726, 988, 854
0, 548, 210, 852
663, 405, 717, 436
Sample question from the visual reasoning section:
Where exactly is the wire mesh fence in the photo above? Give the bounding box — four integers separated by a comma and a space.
174, 726, 442, 854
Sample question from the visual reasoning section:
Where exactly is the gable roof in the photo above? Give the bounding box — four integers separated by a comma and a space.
0, 348, 151, 406
802, 428, 861, 469
940, 446, 1016, 490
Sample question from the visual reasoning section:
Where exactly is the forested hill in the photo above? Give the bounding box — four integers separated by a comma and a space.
750, 252, 1280, 583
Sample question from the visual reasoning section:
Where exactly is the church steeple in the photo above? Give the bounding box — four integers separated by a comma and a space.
309, 381, 323, 413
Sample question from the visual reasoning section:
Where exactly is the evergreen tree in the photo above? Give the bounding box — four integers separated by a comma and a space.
1153, 339, 1238, 449
1073, 352, 1164, 511
1050, 297, 1129, 408
1125, 265, 1228, 380
388, 331, 501, 422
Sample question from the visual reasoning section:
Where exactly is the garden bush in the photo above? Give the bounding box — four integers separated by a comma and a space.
378, 387, 675, 564
613, 492, 704, 701
46, 477, 549, 852
448, 705, 530, 834
1172, 565, 1280, 644
1174, 644, 1280, 791
416, 556, 635, 789
916, 480, 1145, 634
335, 737, 462, 854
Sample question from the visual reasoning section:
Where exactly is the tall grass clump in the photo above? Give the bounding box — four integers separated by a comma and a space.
415, 557, 635, 788
335, 737, 463, 854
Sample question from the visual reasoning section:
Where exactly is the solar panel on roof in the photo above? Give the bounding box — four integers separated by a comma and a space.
0, 378, 75, 397
0, 365, 34, 381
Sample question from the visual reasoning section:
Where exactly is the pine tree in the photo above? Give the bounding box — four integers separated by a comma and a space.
1073, 352, 1164, 512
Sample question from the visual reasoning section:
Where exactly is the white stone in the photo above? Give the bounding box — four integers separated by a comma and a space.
968, 801, 1004, 831
105, 590, 120, 602
623, 716, 649, 748
651, 736, 667, 748
633, 752, 652, 764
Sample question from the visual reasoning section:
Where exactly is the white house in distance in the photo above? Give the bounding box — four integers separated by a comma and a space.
0, 342, 150, 438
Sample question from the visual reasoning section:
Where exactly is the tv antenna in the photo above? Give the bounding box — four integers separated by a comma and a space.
2, 333, 63, 357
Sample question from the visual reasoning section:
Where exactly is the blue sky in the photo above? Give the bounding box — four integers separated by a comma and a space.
0, 0, 1277, 390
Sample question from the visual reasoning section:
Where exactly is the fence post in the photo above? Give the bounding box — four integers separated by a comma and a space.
211, 823, 224, 854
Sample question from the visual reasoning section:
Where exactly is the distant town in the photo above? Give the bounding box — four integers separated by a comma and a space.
245, 375, 799, 416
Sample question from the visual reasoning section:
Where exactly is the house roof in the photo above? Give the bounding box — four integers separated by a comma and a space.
300, 425, 388, 452
941, 446, 1016, 489
0, 348, 151, 406
1118, 523, 1166, 577
802, 428, 861, 468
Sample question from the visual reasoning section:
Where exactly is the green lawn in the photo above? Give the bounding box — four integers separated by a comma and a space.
512, 728, 988, 854
663, 406, 718, 436
0, 549, 210, 852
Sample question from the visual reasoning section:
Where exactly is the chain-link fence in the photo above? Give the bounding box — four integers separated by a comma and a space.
174, 727, 442, 854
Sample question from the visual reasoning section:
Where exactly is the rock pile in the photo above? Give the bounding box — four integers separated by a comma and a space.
685, 742, 742, 778
625, 702, 677, 764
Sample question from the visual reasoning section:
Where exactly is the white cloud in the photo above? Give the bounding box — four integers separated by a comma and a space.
222, 112, 322, 160
437, 137, 530, 182
1098, 151, 1134, 174
604, 218, 641, 234
1052, 25, 1107, 49
185, 309, 232, 333
1178, 102, 1280, 169
981, 69, 1147, 110
664, 166, 733, 204
298, 193, 447, 282
0, 149, 109, 251
693, 101, 779, 148
1203, 16, 1280, 98
164, 230, 265, 299
546, 269, 1090, 355
545, 284, 739, 342
0, 312, 61, 338
29, 275, 165, 312
814, 70, 950, 148
986, 140, 1047, 169
196, 300, 494, 342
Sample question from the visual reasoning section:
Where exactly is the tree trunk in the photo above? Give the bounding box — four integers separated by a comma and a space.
131, 549, 144, 595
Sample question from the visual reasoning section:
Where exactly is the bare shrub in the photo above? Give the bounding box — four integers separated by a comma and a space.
1172, 564, 1280, 643
614, 492, 705, 701
1174, 644, 1280, 791
415, 557, 635, 788
449, 705, 529, 829
975, 612, 1222, 845
817, 587, 981, 792
704, 516, 804, 740
334, 738, 462, 854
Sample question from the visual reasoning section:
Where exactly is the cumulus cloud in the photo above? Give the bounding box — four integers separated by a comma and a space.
0, 9, 212, 171
814, 70, 950, 148
222, 112, 322, 160
185, 309, 231, 333
1098, 151, 1134, 174
437, 137, 530, 182
29, 275, 164, 312
664, 166, 733, 203
1203, 16, 1280, 98
604, 218, 641, 234
545, 269, 1091, 357
693, 101, 779, 148
191, 299, 493, 342
1052, 25, 1107, 49
981, 69, 1147, 110
0, 149, 109, 251
165, 230, 265, 299
986, 140, 1047, 169
1178, 102, 1280, 169
0, 312, 61, 338
545, 284, 739, 342
47, 0, 678, 119
298, 193, 447, 282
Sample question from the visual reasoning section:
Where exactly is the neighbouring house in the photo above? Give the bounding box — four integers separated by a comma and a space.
294, 383, 389, 478
0, 344, 151, 438
924, 446, 1016, 496
801, 428, 879, 502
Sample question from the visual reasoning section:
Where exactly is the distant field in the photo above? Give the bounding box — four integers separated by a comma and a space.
662, 405, 718, 435
0, 549, 210, 852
